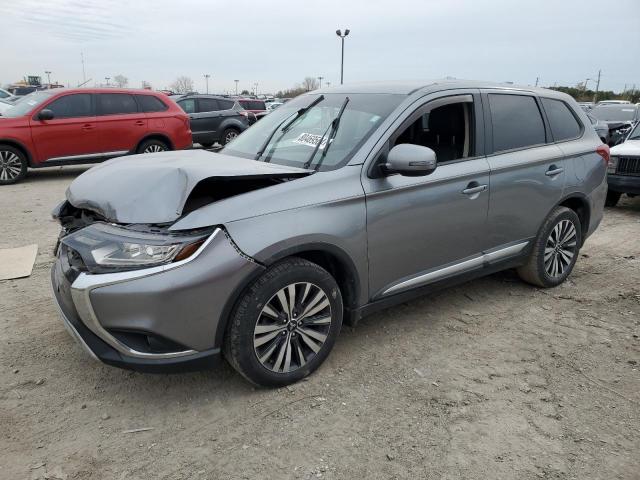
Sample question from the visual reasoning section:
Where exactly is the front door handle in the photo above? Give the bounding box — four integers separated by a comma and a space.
545, 165, 564, 176
134, 120, 145, 126
81, 124, 95, 131
462, 184, 487, 195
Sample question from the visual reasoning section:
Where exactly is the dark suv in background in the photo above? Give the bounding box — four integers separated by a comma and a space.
175, 95, 249, 147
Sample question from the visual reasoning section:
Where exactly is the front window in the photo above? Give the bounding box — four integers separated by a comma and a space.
1, 90, 54, 118
222, 93, 403, 171
628, 122, 640, 141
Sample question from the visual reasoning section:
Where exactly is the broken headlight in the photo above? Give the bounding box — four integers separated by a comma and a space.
61, 222, 214, 273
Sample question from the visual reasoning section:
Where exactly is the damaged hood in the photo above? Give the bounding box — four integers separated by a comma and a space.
66, 149, 313, 224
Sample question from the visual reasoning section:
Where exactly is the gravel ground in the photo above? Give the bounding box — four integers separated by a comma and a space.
1, 166, 639, 480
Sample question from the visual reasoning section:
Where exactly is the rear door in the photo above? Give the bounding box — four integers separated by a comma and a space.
95, 93, 148, 154
195, 98, 222, 143
30, 92, 99, 162
483, 91, 566, 248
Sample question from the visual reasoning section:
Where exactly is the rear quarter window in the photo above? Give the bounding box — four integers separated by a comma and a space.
541, 98, 582, 141
136, 95, 168, 113
489, 94, 546, 152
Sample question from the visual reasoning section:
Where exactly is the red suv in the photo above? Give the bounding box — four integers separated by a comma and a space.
0, 88, 192, 184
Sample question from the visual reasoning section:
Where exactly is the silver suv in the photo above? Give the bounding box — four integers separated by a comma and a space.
51, 80, 608, 386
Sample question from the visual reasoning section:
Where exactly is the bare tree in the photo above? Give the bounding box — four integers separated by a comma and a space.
170, 76, 195, 94
113, 75, 128, 88
302, 77, 319, 91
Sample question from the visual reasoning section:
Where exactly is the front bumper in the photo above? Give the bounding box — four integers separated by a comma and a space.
50, 228, 263, 372
608, 174, 640, 195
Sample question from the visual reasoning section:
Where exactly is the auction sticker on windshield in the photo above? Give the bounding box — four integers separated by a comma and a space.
293, 133, 328, 149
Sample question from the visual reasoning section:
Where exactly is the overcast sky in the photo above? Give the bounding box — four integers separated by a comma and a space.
2, 0, 639, 94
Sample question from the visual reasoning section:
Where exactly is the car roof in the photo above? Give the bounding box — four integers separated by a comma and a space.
34, 87, 163, 96
314, 79, 572, 98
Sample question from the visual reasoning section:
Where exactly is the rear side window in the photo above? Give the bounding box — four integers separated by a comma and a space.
218, 99, 234, 110
198, 98, 219, 112
97, 94, 138, 115
45, 94, 93, 118
239, 100, 265, 110
489, 94, 546, 152
178, 99, 196, 113
541, 98, 582, 141
136, 95, 168, 113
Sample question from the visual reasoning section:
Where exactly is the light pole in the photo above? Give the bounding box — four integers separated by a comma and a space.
318, 76, 324, 89
204, 74, 210, 94
234, 79, 239, 95
45, 70, 52, 86
254, 82, 258, 97
326, 81, 331, 88
105, 77, 110, 86
335, 29, 350, 85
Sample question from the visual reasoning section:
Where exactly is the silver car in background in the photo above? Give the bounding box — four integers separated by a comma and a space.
51, 80, 608, 386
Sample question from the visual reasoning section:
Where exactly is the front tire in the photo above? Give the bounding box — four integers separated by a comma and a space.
224, 257, 343, 387
605, 191, 621, 207
0, 145, 28, 185
137, 139, 169, 154
517, 206, 582, 288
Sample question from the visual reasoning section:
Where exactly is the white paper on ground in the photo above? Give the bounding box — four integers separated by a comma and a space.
0, 244, 38, 280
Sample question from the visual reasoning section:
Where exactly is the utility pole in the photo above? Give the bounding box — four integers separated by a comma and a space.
326, 81, 331, 88
105, 76, 110, 86
318, 76, 324, 89
535, 77, 539, 87
80, 51, 86, 84
204, 74, 210, 94
336, 29, 350, 85
45, 71, 52, 86
593, 70, 601, 104
254, 82, 258, 96
234, 79, 239, 95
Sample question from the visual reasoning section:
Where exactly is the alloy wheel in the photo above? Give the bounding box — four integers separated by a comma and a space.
544, 219, 577, 278
253, 282, 332, 374
0, 150, 22, 181
225, 131, 238, 144
143, 144, 166, 153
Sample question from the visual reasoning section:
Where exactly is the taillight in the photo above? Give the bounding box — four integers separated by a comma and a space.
596, 144, 610, 164
238, 111, 249, 117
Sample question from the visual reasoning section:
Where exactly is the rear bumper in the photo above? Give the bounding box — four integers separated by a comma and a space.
50, 228, 263, 372
608, 174, 640, 195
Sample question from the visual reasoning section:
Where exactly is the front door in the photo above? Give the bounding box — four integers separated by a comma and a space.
362, 91, 491, 299
30, 93, 99, 163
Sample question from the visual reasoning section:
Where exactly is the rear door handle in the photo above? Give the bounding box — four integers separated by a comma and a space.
81, 124, 95, 131
545, 166, 564, 176
462, 184, 487, 195
134, 120, 145, 126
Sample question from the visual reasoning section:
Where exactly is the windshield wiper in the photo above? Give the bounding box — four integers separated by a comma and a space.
303, 96, 350, 171
254, 95, 324, 161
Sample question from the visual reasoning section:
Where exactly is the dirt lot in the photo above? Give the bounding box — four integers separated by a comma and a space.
1, 167, 639, 480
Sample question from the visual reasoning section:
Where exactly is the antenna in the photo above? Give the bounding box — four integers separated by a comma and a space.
81, 51, 86, 84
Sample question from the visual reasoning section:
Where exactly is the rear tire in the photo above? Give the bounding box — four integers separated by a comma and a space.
220, 128, 239, 146
199, 142, 214, 149
517, 207, 582, 288
0, 145, 28, 185
137, 139, 169, 154
605, 191, 621, 207
224, 257, 343, 387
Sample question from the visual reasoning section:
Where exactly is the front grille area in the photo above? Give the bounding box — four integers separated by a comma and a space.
616, 156, 640, 176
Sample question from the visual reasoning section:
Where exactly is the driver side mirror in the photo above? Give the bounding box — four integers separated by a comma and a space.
383, 144, 437, 177
38, 109, 54, 121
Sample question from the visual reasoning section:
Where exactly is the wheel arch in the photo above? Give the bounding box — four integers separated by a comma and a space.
135, 133, 174, 153
0, 139, 34, 166
557, 193, 590, 245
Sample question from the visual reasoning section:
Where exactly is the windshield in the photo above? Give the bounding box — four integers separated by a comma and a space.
628, 122, 640, 141
590, 105, 638, 122
223, 93, 403, 171
1, 90, 54, 118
